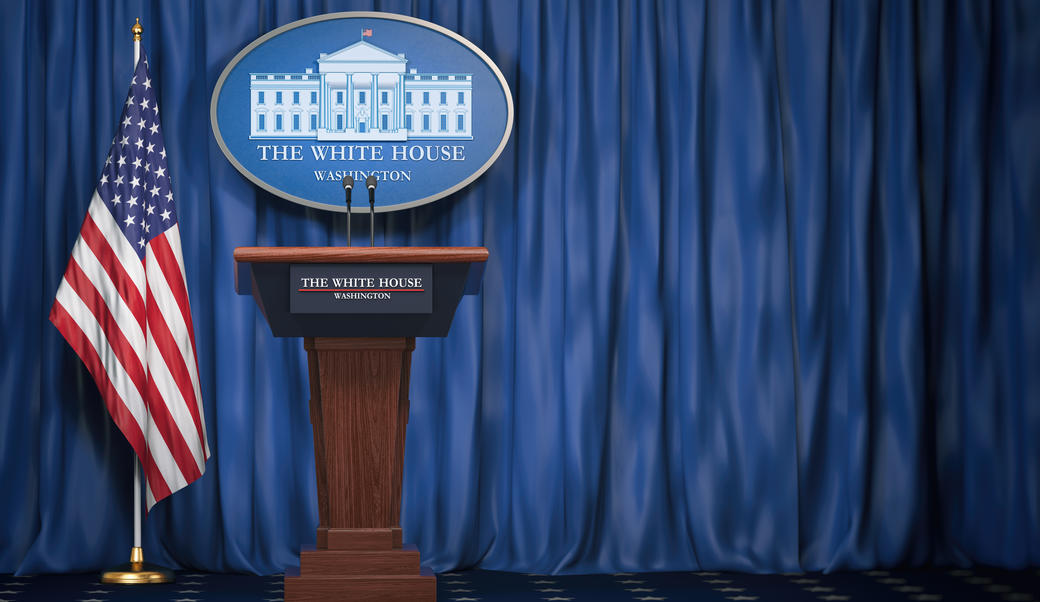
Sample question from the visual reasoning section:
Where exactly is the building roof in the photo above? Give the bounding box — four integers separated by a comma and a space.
318, 40, 407, 64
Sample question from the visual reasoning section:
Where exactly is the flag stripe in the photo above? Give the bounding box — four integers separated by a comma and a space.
87, 193, 145, 296
62, 258, 147, 398
69, 236, 146, 366
51, 286, 182, 497
55, 280, 148, 428
153, 228, 200, 363
143, 291, 206, 469
160, 228, 210, 458
50, 302, 174, 503
148, 234, 206, 447
157, 226, 191, 318
78, 209, 147, 334
144, 287, 207, 472
144, 370, 203, 482
146, 245, 207, 457
49, 296, 146, 452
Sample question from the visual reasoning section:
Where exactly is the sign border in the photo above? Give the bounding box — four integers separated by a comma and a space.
209, 11, 514, 213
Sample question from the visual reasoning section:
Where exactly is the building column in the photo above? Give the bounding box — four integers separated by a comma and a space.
397, 73, 404, 132
320, 75, 327, 130
326, 78, 333, 131
346, 74, 354, 131
371, 73, 378, 132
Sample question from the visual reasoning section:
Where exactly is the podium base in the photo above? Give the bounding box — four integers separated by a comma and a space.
284, 565, 435, 602
100, 547, 175, 584
285, 529, 435, 601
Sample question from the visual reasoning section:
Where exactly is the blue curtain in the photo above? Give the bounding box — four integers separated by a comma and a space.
2, 0, 1038, 575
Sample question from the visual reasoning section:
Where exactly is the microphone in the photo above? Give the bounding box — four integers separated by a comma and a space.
366, 175, 377, 246
341, 175, 354, 247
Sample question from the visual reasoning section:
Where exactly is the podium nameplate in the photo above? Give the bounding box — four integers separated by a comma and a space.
290, 264, 433, 314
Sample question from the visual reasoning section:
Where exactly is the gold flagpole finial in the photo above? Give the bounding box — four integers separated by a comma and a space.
132, 18, 143, 41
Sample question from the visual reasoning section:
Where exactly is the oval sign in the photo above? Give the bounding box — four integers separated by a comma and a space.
211, 12, 513, 212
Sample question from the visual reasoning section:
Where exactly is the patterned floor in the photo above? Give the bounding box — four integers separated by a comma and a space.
0, 566, 1037, 601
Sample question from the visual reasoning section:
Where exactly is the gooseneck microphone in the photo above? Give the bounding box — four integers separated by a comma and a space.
366, 175, 378, 247
341, 175, 354, 246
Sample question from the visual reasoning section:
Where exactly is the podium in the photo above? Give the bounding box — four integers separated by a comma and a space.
234, 246, 488, 602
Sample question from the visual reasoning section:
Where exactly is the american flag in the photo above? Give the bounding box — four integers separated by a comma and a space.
49, 50, 209, 509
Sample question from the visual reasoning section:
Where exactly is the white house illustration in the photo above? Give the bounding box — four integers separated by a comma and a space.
249, 40, 473, 141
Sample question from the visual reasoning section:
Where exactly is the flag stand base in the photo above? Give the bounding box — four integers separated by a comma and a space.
100, 547, 174, 584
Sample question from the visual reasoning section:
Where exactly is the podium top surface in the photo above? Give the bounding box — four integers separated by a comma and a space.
233, 246, 488, 265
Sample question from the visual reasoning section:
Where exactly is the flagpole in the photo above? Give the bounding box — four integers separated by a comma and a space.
100, 19, 174, 585
132, 17, 143, 558
133, 459, 142, 551
134, 19, 141, 67
132, 16, 142, 561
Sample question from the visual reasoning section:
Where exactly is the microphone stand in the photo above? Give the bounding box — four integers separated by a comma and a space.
342, 175, 354, 246
366, 175, 378, 247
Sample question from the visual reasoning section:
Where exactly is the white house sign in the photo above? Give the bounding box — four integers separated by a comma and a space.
210, 12, 514, 212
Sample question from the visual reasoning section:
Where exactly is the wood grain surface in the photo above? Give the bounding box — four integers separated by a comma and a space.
284, 571, 435, 602
292, 337, 430, 601
299, 545, 420, 575
317, 527, 396, 551
319, 343, 402, 527
234, 246, 488, 264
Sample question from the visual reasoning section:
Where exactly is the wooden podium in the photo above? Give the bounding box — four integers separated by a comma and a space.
234, 247, 488, 602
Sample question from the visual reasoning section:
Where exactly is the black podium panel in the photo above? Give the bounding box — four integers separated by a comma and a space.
241, 261, 477, 338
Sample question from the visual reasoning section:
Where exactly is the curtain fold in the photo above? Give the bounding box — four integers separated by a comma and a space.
1, 0, 1037, 575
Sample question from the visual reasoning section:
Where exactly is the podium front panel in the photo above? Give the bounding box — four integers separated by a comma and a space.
247, 261, 473, 338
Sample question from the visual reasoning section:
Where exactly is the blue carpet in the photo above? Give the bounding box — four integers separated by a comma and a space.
1, 567, 1038, 601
